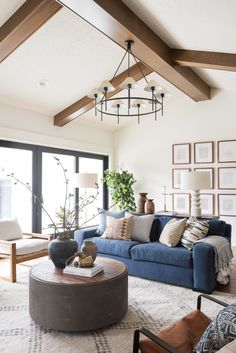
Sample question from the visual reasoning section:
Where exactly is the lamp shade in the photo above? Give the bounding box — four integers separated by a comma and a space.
71, 173, 98, 188
180, 171, 211, 190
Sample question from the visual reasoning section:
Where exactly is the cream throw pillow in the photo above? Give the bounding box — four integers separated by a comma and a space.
101, 215, 134, 240
159, 218, 187, 247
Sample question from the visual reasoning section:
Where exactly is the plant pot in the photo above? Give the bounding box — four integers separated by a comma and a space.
81, 240, 97, 261
137, 193, 148, 213
48, 238, 78, 269
145, 199, 155, 214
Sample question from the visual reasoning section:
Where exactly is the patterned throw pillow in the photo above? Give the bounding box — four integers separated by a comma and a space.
181, 217, 209, 250
96, 208, 128, 235
159, 218, 187, 247
193, 304, 236, 353
101, 215, 134, 240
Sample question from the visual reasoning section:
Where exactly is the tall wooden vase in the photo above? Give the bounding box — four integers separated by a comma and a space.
137, 193, 148, 213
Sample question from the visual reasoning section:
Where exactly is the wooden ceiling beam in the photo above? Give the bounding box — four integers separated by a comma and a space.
58, 0, 211, 102
54, 62, 152, 126
0, 0, 62, 62
171, 49, 236, 72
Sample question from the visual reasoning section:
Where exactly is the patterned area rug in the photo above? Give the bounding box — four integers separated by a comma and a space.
0, 265, 235, 353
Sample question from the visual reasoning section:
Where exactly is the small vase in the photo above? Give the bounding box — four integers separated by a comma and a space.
145, 199, 155, 214
81, 240, 97, 261
137, 193, 148, 213
48, 238, 78, 269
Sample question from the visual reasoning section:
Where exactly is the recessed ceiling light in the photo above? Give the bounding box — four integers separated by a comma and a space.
38, 79, 49, 87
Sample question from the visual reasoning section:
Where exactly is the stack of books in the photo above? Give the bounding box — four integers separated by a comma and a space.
63, 263, 104, 277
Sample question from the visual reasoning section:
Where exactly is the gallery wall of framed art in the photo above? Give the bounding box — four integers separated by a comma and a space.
171, 139, 236, 217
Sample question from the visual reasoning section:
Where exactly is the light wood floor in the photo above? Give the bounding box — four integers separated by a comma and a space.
1, 250, 236, 294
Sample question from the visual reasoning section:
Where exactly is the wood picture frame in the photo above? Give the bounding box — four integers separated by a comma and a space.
172, 168, 191, 189
218, 167, 236, 189
200, 193, 215, 216
218, 194, 236, 217
194, 167, 214, 189
194, 141, 214, 164
218, 140, 236, 163
172, 193, 190, 214
172, 143, 191, 165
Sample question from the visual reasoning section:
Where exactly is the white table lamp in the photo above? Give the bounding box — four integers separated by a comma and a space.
180, 171, 211, 217
71, 173, 98, 189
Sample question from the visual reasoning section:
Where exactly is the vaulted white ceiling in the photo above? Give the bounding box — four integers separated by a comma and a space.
0, 0, 235, 131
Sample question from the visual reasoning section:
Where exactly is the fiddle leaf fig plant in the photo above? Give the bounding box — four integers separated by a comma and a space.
103, 170, 136, 211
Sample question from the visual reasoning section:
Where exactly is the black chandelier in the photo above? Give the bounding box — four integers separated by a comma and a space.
88, 40, 170, 124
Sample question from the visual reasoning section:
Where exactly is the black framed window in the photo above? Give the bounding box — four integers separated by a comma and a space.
0, 140, 108, 233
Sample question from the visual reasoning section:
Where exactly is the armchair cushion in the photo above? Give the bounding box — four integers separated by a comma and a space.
0, 238, 49, 255
140, 310, 211, 353
193, 304, 236, 353
0, 218, 22, 241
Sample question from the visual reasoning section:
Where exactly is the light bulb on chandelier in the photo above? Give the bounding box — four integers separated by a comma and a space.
87, 40, 171, 124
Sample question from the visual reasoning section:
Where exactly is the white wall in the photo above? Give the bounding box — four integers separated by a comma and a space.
0, 102, 113, 158
114, 89, 236, 244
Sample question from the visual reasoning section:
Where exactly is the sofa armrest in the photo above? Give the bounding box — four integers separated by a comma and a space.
192, 243, 216, 293
74, 226, 99, 250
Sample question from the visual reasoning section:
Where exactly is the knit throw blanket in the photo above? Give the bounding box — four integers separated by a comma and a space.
197, 235, 233, 285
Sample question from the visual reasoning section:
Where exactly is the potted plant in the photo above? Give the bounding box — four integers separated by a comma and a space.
103, 169, 136, 211
7, 157, 99, 268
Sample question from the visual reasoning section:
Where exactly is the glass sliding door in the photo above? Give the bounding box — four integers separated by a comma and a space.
41, 152, 76, 235
0, 147, 32, 231
79, 157, 104, 227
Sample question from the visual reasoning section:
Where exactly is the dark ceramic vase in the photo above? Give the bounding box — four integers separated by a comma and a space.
48, 238, 78, 269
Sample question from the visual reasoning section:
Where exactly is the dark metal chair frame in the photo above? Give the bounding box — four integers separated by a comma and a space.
133, 294, 228, 353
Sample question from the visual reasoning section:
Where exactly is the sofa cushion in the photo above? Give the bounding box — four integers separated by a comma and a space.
181, 218, 209, 250
0, 218, 23, 241
101, 215, 134, 240
96, 208, 128, 235
131, 242, 193, 268
159, 218, 187, 247
86, 236, 140, 259
208, 220, 226, 236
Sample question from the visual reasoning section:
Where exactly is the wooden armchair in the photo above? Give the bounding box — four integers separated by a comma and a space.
0, 219, 52, 282
133, 294, 229, 353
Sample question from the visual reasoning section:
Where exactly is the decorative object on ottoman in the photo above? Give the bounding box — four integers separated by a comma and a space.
145, 198, 155, 214
81, 240, 97, 261
65, 251, 94, 268
137, 192, 148, 213
48, 238, 78, 269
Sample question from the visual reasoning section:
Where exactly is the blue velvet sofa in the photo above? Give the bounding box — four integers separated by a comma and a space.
74, 215, 232, 294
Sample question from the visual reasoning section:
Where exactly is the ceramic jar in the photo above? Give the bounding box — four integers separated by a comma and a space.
145, 199, 155, 214
81, 240, 97, 261
48, 238, 78, 269
137, 193, 148, 213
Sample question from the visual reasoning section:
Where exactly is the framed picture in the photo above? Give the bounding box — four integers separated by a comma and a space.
194, 168, 214, 189
200, 194, 215, 216
218, 167, 236, 189
172, 168, 191, 189
194, 141, 214, 164
218, 194, 236, 217
218, 140, 236, 163
172, 193, 190, 214
172, 143, 191, 165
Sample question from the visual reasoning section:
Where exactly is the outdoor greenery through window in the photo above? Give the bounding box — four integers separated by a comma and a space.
0, 140, 108, 234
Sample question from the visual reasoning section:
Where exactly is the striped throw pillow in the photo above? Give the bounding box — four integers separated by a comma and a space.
181, 217, 209, 250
